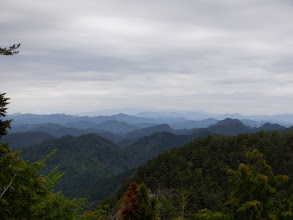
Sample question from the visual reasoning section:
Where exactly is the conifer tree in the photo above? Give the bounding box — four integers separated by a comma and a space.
227, 149, 289, 219
0, 44, 21, 55
0, 93, 84, 219
119, 181, 141, 220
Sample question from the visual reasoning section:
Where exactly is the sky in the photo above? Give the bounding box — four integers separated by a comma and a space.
1, 0, 293, 115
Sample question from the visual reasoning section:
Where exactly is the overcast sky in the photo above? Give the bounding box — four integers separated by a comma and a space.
1, 0, 293, 115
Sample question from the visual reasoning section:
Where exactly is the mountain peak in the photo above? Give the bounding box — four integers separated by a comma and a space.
208, 118, 249, 136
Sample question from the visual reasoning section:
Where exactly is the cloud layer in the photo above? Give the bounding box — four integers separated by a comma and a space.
1, 0, 293, 114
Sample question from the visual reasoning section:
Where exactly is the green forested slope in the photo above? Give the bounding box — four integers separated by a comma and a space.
20, 132, 194, 199
121, 132, 192, 167
2, 131, 55, 149
104, 131, 293, 219
21, 134, 131, 197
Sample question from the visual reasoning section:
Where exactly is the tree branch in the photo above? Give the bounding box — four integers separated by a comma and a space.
0, 167, 18, 199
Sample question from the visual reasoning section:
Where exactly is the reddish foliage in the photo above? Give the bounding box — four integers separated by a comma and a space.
119, 182, 141, 219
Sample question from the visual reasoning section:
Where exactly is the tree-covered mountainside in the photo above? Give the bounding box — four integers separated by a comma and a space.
10, 123, 106, 137
9, 122, 124, 142
206, 118, 250, 135
1, 131, 55, 149
78, 169, 137, 209
122, 132, 192, 168
20, 134, 131, 197
20, 131, 195, 200
102, 131, 293, 219
256, 122, 287, 131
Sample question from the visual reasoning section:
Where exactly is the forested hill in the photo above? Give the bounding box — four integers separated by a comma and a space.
21, 134, 130, 197
102, 131, 293, 219
1, 131, 55, 149
20, 132, 193, 198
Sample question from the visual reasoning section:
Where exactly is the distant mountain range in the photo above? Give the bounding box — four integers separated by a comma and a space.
8, 112, 293, 128
5, 117, 292, 150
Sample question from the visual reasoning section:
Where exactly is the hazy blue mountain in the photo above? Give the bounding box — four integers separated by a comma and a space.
170, 118, 218, 129
8, 113, 189, 126
240, 119, 261, 128
8, 114, 77, 125
64, 120, 138, 133
215, 113, 246, 120
134, 110, 216, 120
175, 118, 252, 136
257, 122, 287, 131
8, 122, 124, 142
96, 120, 137, 133
8, 112, 293, 128
9, 123, 104, 137
125, 124, 174, 138
207, 118, 250, 136
247, 114, 293, 127
215, 113, 293, 127
10, 123, 63, 133
1, 131, 55, 149
132, 122, 157, 129
63, 121, 101, 129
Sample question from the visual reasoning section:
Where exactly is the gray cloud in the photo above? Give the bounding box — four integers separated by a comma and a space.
1, 0, 293, 115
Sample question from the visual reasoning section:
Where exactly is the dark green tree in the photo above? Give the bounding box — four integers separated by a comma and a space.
137, 184, 158, 220
227, 149, 289, 219
0, 92, 84, 219
0, 93, 11, 144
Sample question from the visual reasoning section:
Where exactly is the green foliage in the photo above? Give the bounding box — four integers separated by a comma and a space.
227, 149, 289, 219
0, 147, 84, 219
0, 92, 84, 219
32, 191, 84, 220
80, 169, 136, 210
193, 209, 227, 219
80, 210, 108, 220
2, 131, 55, 149
0, 44, 21, 55
158, 193, 179, 219
104, 131, 293, 219
137, 184, 159, 220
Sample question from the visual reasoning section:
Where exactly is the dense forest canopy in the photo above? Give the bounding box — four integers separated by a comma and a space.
98, 131, 293, 219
